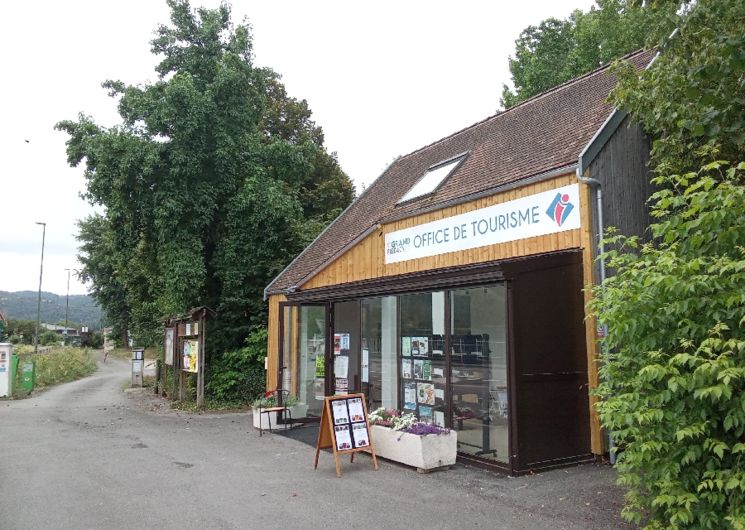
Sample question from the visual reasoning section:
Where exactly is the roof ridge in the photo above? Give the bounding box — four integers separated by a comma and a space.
396, 48, 650, 163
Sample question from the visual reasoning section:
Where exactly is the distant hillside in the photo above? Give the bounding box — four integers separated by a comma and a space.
0, 291, 102, 327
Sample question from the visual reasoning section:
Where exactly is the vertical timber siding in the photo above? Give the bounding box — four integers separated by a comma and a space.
589, 117, 653, 246
266, 294, 286, 391
583, 116, 652, 455
579, 180, 604, 455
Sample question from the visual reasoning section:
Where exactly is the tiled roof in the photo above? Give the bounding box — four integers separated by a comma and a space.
266, 49, 656, 295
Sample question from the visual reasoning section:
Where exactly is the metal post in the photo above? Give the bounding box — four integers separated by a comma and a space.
34, 222, 46, 355
64, 268, 70, 345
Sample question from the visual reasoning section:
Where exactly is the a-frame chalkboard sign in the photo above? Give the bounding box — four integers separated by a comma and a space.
314, 393, 378, 477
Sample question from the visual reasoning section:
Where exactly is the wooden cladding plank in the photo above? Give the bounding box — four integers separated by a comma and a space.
302, 173, 579, 290
266, 294, 286, 391
578, 180, 604, 456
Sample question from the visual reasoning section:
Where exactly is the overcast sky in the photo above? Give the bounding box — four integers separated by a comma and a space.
0, 0, 595, 296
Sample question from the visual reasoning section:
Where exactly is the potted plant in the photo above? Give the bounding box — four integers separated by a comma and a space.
368, 408, 457, 472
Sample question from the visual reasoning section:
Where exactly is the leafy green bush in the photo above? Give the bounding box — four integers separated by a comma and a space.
40, 331, 60, 346
593, 162, 745, 529
206, 327, 267, 404
25, 347, 97, 388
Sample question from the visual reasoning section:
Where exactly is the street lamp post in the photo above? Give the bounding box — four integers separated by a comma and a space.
64, 268, 71, 345
34, 222, 47, 355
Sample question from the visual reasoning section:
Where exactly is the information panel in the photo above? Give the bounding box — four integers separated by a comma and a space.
314, 393, 377, 477
164, 328, 174, 366
182, 339, 199, 373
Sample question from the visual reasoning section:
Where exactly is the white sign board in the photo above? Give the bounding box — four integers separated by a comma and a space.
0, 343, 12, 397
385, 184, 581, 264
165, 328, 174, 366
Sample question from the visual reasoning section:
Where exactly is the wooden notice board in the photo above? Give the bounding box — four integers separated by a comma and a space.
314, 393, 378, 477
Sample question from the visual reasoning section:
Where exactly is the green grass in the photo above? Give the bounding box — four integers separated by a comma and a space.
17, 347, 97, 391
170, 397, 252, 412
108, 346, 158, 361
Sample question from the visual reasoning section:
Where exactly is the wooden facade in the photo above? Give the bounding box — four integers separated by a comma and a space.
264, 52, 658, 469
266, 294, 286, 391
303, 173, 580, 290
268, 171, 605, 456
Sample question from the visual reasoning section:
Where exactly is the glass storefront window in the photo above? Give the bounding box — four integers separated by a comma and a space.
451, 285, 508, 463
399, 292, 447, 427
282, 304, 325, 418
361, 296, 397, 411
282, 283, 509, 465
333, 300, 360, 395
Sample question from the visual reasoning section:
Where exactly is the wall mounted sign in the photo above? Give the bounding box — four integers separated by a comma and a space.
384, 184, 581, 264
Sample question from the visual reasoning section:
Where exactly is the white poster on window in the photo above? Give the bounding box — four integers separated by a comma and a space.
361, 349, 369, 383
334, 355, 349, 378
385, 184, 581, 264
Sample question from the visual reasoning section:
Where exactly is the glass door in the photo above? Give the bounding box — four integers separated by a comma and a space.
332, 300, 360, 395
361, 296, 398, 411
450, 284, 509, 463
280, 303, 328, 419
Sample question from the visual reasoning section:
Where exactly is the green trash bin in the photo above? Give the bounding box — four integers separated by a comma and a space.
19, 359, 35, 393
11, 354, 19, 391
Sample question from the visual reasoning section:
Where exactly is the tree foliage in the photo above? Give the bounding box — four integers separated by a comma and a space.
594, 163, 745, 529
610, 0, 745, 174
57, 1, 354, 354
501, 0, 681, 108
205, 327, 267, 403
592, 1, 745, 528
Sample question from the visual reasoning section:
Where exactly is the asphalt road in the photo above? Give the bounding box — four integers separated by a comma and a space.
0, 353, 634, 530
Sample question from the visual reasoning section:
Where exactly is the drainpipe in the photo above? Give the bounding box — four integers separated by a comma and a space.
576, 170, 606, 288
576, 166, 615, 464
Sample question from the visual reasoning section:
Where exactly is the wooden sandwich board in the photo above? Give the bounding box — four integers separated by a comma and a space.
314, 393, 378, 477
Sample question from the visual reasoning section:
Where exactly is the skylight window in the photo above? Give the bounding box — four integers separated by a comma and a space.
398, 156, 465, 204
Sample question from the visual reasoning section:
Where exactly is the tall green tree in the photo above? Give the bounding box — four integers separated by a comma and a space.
58, 0, 353, 352
500, 0, 681, 108
76, 215, 131, 346
610, 0, 745, 174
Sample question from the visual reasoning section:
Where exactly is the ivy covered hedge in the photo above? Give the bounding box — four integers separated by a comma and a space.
593, 162, 745, 529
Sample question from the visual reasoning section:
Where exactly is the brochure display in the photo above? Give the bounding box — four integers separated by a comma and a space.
400, 335, 447, 426
314, 393, 378, 477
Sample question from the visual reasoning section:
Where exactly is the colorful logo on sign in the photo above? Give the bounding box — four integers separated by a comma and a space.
546, 192, 574, 226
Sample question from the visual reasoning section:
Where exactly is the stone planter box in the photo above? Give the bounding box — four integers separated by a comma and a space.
371, 425, 457, 472
253, 404, 308, 430
252, 408, 279, 430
